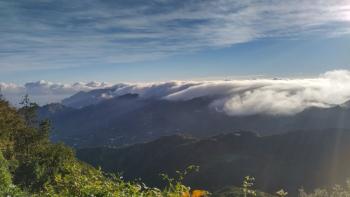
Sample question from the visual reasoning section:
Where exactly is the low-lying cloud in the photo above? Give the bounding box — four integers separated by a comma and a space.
2, 70, 350, 116
0, 80, 110, 105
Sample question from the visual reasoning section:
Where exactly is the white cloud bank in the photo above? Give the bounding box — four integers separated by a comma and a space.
2, 70, 350, 116
0, 80, 110, 105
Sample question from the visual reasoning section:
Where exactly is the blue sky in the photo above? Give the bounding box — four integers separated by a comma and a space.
1, 0, 350, 84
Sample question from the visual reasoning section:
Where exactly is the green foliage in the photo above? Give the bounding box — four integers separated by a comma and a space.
299, 181, 350, 197
242, 176, 257, 197
38, 119, 51, 143
0, 185, 30, 197
275, 189, 288, 197
160, 165, 203, 197
212, 186, 274, 197
44, 162, 163, 197
13, 143, 75, 191
0, 150, 11, 187
213, 176, 288, 197
19, 94, 39, 126
213, 176, 350, 197
0, 149, 29, 197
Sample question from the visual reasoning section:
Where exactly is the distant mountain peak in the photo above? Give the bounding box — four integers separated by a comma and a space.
117, 93, 139, 99
340, 100, 350, 108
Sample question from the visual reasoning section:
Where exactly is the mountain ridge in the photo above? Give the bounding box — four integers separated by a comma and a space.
77, 129, 350, 196
39, 93, 350, 148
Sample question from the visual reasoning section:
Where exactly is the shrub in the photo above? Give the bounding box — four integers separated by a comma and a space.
0, 150, 11, 187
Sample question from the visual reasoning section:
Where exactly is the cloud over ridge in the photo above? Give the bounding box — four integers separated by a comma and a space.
103, 70, 350, 115
2, 70, 350, 115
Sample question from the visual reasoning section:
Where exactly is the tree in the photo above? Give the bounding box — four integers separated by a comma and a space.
37, 119, 51, 144
0, 150, 12, 188
19, 94, 38, 126
0, 86, 3, 100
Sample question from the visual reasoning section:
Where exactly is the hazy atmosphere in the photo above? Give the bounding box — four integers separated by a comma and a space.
1, 1, 350, 197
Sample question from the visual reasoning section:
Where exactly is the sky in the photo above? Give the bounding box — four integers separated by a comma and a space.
1, 0, 350, 83
1, 0, 350, 106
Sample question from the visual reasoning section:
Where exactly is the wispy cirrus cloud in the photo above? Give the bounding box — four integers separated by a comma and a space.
1, 0, 350, 71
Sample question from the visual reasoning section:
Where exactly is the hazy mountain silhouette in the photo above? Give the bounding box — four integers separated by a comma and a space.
39, 93, 350, 147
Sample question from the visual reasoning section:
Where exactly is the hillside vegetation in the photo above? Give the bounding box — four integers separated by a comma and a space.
0, 96, 207, 196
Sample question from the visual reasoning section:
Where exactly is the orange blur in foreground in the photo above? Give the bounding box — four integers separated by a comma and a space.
182, 190, 207, 197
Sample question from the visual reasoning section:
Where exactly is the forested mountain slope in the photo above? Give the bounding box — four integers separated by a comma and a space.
40, 93, 350, 148
77, 129, 350, 196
